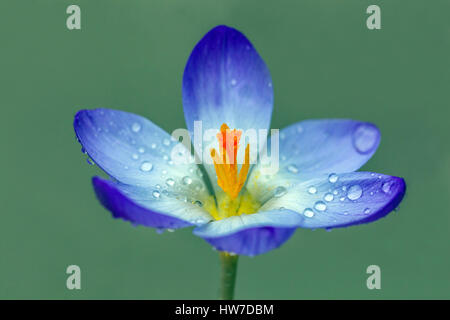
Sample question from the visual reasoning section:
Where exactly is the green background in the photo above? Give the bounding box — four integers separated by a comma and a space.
1, 0, 449, 299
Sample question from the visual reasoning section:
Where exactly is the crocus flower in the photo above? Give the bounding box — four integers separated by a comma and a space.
74, 25, 406, 299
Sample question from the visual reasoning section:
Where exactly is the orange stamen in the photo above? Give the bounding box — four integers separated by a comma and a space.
210, 123, 250, 199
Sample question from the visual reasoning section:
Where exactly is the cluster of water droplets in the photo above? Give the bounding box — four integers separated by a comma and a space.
299, 173, 395, 219
150, 165, 206, 211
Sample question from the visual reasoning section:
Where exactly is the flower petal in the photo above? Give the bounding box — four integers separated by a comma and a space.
193, 209, 303, 256
277, 119, 380, 173
74, 108, 206, 190
182, 25, 273, 133
246, 119, 381, 198
258, 172, 406, 229
93, 177, 213, 229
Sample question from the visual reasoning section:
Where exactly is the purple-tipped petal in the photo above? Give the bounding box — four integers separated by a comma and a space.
258, 172, 406, 229
74, 108, 207, 190
182, 25, 273, 133
247, 119, 381, 198
93, 177, 213, 229
278, 119, 380, 173
193, 210, 303, 256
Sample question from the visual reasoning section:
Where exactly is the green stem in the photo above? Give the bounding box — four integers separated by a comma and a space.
219, 252, 239, 300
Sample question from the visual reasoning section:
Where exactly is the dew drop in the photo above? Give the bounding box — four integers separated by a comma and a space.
131, 122, 141, 133
151, 143, 157, 149
364, 208, 371, 214
152, 190, 161, 199
166, 178, 175, 187
274, 186, 287, 198
307, 186, 317, 194
182, 176, 192, 185
140, 161, 153, 172
340, 197, 345, 202
132, 153, 139, 160
303, 208, 315, 218
287, 164, 299, 174
138, 147, 145, 153
314, 201, 327, 211
193, 200, 203, 207
352, 123, 378, 154
163, 138, 170, 146
328, 173, 338, 183
324, 193, 334, 202
230, 79, 237, 86
347, 185, 362, 200
382, 182, 392, 193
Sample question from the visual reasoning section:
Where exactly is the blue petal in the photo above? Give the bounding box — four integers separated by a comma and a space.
193, 210, 303, 256
74, 108, 206, 189
93, 177, 213, 229
258, 172, 406, 229
277, 119, 380, 173
182, 25, 273, 133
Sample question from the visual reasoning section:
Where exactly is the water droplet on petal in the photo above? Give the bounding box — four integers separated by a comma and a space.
193, 200, 203, 207
352, 123, 378, 154
139, 162, 152, 172
138, 147, 145, 153
364, 208, 371, 214
324, 193, 334, 202
287, 164, 299, 174
314, 201, 327, 211
182, 176, 192, 185
307, 186, 317, 194
132, 153, 139, 160
340, 197, 345, 201
163, 138, 170, 146
274, 186, 287, 198
152, 190, 160, 199
382, 182, 392, 193
328, 173, 338, 183
230, 79, 237, 86
347, 185, 362, 200
166, 178, 175, 187
303, 208, 315, 217
131, 122, 141, 133
151, 143, 157, 149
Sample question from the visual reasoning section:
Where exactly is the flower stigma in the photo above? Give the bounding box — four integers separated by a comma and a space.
207, 123, 260, 220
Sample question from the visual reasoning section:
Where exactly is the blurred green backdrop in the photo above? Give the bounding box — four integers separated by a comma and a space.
0, 0, 449, 299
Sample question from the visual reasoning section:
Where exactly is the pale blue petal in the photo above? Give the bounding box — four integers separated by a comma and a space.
93, 177, 213, 229
257, 172, 406, 229
74, 108, 207, 192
